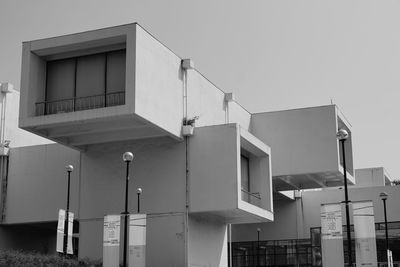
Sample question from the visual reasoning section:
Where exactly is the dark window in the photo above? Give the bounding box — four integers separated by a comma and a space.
36, 50, 126, 115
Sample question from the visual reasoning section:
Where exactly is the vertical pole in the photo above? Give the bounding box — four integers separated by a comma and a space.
383, 198, 389, 262
104, 53, 108, 107
257, 229, 260, 267
123, 161, 130, 267
341, 140, 352, 267
73, 58, 77, 112
64, 170, 71, 256
137, 191, 140, 213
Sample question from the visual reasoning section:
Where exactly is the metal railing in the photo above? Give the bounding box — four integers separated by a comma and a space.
232, 239, 312, 267
35, 91, 125, 116
241, 189, 261, 208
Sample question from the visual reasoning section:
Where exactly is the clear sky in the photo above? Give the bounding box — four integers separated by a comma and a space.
1, 0, 399, 179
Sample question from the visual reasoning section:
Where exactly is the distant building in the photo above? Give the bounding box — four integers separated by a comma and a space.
231, 168, 399, 266
0, 82, 50, 148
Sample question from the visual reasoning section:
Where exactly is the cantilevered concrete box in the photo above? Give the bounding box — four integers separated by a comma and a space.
354, 167, 392, 187
19, 23, 184, 150
252, 105, 354, 191
189, 123, 273, 224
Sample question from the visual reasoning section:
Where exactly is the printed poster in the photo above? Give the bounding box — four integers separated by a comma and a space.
320, 203, 344, 267
103, 215, 121, 267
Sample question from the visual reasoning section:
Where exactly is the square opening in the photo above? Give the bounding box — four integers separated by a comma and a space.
239, 129, 272, 212
35, 47, 126, 116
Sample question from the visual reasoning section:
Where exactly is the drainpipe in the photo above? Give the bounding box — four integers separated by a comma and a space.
181, 59, 194, 267
0, 83, 12, 223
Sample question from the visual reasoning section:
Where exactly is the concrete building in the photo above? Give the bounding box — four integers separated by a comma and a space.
0, 22, 388, 266
0, 82, 51, 226
231, 168, 400, 266
0, 82, 50, 149
8, 23, 278, 266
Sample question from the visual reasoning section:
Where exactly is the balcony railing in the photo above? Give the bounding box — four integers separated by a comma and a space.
241, 189, 261, 208
35, 91, 125, 116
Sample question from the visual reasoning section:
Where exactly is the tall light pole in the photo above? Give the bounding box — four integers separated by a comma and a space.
257, 228, 261, 267
337, 129, 352, 267
380, 192, 389, 265
122, 152, 134, 267
137, 188, 142, 213
64, 165, 73, 256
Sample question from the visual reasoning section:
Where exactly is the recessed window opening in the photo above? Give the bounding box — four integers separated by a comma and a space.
36, 49, 126, 116
240, 150, 261, 206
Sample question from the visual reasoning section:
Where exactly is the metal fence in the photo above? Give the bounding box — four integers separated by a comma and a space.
231, 239, 312, 267
35, 91, 125, 116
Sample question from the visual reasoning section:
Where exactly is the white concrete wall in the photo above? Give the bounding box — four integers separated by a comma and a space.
5, 144, 80, 223
146, 214, 185, 267
189, 124, 239, 213
79, 138, 186, 220
354, 167, 385, 187
251, 105, 339, 176
186, 70, 251, 131
188, 215, 228, 267
135, 25, 184, 138
228, 101, 251, 131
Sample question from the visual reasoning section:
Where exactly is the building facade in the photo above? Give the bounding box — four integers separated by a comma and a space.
0, 23, 388, 266
11, 23, 276, 266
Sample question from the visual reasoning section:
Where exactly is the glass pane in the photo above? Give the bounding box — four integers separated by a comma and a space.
76, 53, 106, 98
107, 50, 126, 93
46, 58, 75, 101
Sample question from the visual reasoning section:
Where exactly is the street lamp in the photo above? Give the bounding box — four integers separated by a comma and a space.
137, 188, 142, 213
336, 128, 352, 267
64, 164, 73, 256
380, 192, 389, 265
257, 228, 261, 267
122, 152, 134, 267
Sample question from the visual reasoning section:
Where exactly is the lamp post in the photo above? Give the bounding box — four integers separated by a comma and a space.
64, 165, 73, 256
380, 192, 389, 265
137, 188, 142, 213
337, 129, 352, 267
122, 152, 134, 267
257, 228, 261, 267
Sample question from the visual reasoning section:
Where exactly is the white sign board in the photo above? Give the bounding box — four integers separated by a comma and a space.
103, 215, 121, 267
320, 203, 344, 267
56, 209, 73, 254
321, 203, 343, 239
129, 214, 146, 267
388, 250, 393, 267
353, 201, 377, 267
